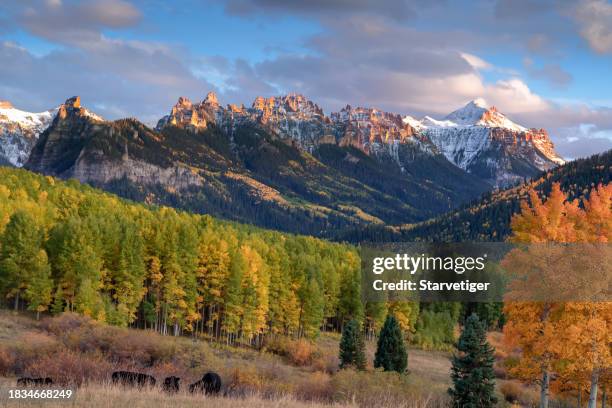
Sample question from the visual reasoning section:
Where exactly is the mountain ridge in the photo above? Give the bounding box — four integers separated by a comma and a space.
0, 93, 571, 238
2, 93, 564, 184
155, 92, 564, 186
23, 96, 490, 237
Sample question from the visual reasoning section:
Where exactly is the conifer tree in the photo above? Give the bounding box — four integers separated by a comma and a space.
449, 313, 497, 408
50, 286, 64, 315
339, 318, 366, 370
374, 314, 407, 373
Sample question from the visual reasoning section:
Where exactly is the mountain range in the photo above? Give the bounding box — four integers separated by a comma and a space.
0, 93, 567, 237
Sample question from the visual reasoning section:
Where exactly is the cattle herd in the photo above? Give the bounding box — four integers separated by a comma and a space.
16, 371, 222, 395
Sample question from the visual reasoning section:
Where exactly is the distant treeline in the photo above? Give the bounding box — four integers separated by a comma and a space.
335, 149, 612, 243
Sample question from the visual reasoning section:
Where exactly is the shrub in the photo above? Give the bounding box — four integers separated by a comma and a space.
227, 366, 265, 395
42, 313, 177, 367
173, 340, 220, 371
412, 310, 455, 351
8, 331, 60, 373
290, 339, 315, 366
493, 361, 508, 379
294, 372, 333, 402
39, 312, 91, 336
499, 381, 522, 403
0, 346, 14, 375
265, 337, 315, 366
330, 368, 448, 408
499, 380, 540, 407
25, 350, 113, 386
311, 351, 339, 374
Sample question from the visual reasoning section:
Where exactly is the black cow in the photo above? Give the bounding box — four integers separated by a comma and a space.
189, 371, 222, 395
162, 376, 180, 393
111, 371, 156, 388
16, 377, 53, 387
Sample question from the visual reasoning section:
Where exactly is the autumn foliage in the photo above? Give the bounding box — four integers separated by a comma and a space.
503, 182, 611, 407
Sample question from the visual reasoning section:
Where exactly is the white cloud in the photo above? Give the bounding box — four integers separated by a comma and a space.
484, 78, 550, 113
460, 53, 492, 70
574, 0, 612, 54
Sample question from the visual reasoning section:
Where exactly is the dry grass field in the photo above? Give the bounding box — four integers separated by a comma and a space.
0, 378, 355, 408
0, 311, 451, 407
0, 311, 574, 407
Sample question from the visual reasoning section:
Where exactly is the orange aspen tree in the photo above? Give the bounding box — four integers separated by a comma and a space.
555, 184, 612, 408
503, 183, 612, 408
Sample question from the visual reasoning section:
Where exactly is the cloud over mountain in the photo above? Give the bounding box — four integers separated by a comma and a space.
0, 0, 610, 158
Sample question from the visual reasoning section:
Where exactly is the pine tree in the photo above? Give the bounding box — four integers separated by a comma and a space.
449, 313, 497, 408
374, 314, 407, 373
50, 286, 64, 315
339, 318, 366, 370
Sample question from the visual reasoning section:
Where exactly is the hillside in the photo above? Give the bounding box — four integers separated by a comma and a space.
0, 312, 452, 407
0, 166, 364, 339
24, 96, 489, 237
336, 149, 611, 242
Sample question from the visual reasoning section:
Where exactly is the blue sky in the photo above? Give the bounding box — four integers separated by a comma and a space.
1, 0, 611, 158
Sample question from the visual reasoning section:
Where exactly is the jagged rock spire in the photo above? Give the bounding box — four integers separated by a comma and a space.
203, 91, 219, 107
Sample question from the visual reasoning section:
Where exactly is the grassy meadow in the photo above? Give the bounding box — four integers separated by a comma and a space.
0, 311, 452, 408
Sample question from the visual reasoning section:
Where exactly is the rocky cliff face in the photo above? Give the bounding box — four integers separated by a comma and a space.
156, 92, 220, 130
27, 97, 203, 190
0, 101, 57, 166
156, 93, 563, 186
330, 105, 434, 170
157, 92, 334, 151
27, 97, 105, 176
155, 93, 436, 175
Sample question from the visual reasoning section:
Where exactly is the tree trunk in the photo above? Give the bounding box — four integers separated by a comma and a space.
14, 292, 19, 311
540, 369, 550, 408
588, 369, 600, 408
36, 310, 40, 320
601, 387, 606, 408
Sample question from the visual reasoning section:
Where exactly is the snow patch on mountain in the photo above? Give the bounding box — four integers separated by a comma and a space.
0, 102, 57, 167
402, 99, 565, 186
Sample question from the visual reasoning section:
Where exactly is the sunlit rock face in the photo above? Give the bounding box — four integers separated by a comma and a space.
156, 93, 563, 186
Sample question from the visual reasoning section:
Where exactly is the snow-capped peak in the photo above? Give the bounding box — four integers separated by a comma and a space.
433, 99, 525, 132
398, 99, 563, 185
444, 99, 490, 125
